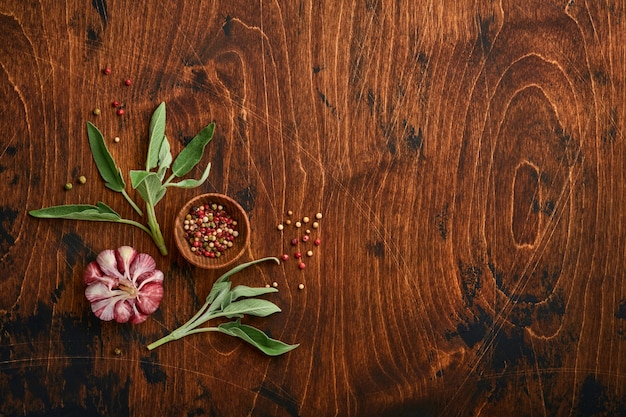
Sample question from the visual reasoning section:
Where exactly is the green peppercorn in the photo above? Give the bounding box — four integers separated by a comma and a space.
78, 175, 87, 184
93, 108, 101, 116
64, 182, 73, 190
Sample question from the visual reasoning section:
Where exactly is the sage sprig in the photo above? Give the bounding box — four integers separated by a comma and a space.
29, 102, 214, 256
147, 257, 299, 356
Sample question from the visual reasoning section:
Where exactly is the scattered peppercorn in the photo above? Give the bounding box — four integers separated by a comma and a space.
298, 262, 306, 270
277, 224, 284, 231
315, 212, 323, 219
295, 221, 302, 228
114, 347, 122, 355
117, 108, 125, 116
314, 238, 321, 246
182, 203, 238, 258
312, 222, 319, 229
295, 252, 302, 259
124, 79, 132, 86
272, 282, 279, 288
291, 238, 298, 246
306, 250, 313, 257
302, 216, 310, 223
302, 235, 309, 242
281, 254, 289, 261
103, 68, 111, 75
114, 136, 121, 143
92, 108, 101, 116
112, 100, 119, 108
285, 219, 292, 225
298, 283, 305, 290
78, 175, 87, 184
64, 182, 73, 190
287, 210, 293, 216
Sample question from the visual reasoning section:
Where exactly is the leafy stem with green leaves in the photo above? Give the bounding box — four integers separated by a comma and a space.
29, 102, 214, 256
147, 257, 299, 355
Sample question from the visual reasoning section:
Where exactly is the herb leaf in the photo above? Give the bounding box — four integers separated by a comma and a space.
218, 320, 300, 356
229, 285, 278, 302
130, 171, 166, 206
156, 136, 172, 181
147, 102, 167, 170
171, 123, 215, 177
29, 202, 122, 221
206, 282, 232, 315
221, 299, 281, 318
87, 122, 126, 192
215, 257, 280, 284
165, 162, 211, 189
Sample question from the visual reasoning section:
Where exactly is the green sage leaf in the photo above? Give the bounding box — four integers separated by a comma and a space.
165, 162, 211, 189
221, 298, 281, 318
171, 123, 215, 177
29, 203, 122, 222
206, 282, 231, 314
130, 171, 166, 205
218, 320, 299, 356
215, 257, 280, 284
156, 136, 172, 181
87, 122, 126, 192
229, 285, 278, 302
147, 102, 167, 170
221, 285, 278, 311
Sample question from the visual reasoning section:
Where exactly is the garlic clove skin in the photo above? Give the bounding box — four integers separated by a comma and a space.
84, 246, 164, 324
115, 245, 137, 278
130, 253, 159, 284
95, 249, 127, 280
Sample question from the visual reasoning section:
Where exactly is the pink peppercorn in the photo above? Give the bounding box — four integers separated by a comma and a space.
302, 235, 309, 242
117, 108, 125, 116
102, 67, 111, 75
291, 238, 298, 246
299, 262, 306, 270
112, 100, 119, 107
124, 79, 132, 86
295, 252, 302, 259
281, 254, 289, 261
314, 238, 321, 246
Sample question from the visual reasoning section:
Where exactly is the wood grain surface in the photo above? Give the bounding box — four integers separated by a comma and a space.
1, 1, 625, 416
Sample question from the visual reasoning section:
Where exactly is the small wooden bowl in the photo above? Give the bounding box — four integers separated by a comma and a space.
174, 193, 250, 269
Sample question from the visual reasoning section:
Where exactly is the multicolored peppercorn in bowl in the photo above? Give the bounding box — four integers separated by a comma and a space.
174, 193, 250, 269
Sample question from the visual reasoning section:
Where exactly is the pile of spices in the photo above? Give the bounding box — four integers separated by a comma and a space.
182, 203, 239, 258
276, 210, 323, 279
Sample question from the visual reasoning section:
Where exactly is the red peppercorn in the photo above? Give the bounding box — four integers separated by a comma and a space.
124, 79, 132, 86
314, 238, 321, 246
281, 254, 289, 261
295, 252, 302, 259
112, 100, 119, 108
102, 67, 111, 75
299, 262, 306, 270
291, 238, 298, 246
117, 108, 125, 116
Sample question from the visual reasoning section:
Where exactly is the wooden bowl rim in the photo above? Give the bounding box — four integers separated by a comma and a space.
173, 193, 251, 270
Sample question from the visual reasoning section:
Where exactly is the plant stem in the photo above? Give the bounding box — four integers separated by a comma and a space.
145, 202, 168, 256
117, 218, 154, 236
121, 189, 143, 216
146, 327, 220, 350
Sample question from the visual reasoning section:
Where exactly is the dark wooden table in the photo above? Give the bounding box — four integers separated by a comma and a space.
1, 1, 625, 415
